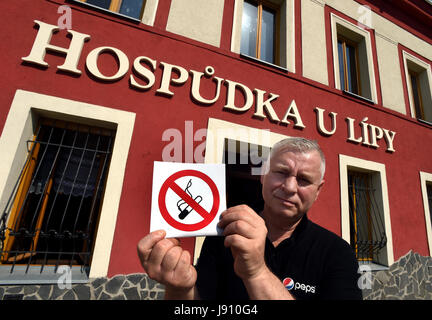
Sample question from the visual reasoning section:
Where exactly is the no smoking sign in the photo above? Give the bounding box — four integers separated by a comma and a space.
150, 162, 227, 238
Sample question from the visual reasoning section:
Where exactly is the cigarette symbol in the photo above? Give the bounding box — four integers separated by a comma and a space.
176, 179, 203, 220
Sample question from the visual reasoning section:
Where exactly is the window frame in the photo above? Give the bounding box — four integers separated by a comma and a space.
0, 90, 135, 283
82, 0, 146, 19
1, 119, 114, 269
330, 13, 378, 104
401, 49, 432, 124
347, 170, 387, 263
339, 154, 394, 269
337, 35, 361, 96
240, 0, 280, 65
231, 0, 295, 72
73, 0, 158, 25
420, 172, 432, 257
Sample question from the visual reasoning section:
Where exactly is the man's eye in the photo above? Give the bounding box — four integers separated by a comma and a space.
298, 177, 312, 186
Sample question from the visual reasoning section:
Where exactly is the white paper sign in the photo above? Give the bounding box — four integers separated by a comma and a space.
150, 161, 227, 238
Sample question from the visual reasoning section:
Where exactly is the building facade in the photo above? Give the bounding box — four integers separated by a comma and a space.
0, 0, 431, 300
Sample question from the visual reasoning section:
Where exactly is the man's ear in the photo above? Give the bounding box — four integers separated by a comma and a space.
315, 179, 325, 199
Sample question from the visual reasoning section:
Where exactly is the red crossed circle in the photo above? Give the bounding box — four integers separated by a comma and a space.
158, 169, 220, 232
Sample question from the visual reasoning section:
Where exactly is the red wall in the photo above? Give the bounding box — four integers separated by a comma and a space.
0, 0, 431, 277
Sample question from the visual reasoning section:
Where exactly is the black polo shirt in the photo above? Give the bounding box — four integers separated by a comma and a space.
195, 215, 362, 300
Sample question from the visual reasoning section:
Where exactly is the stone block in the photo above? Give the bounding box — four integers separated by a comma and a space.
38, 285, 52, 300
372, 278, 384, 291
383, 285, 399, 296
91, 277, 107, 289
51, 286, 69, 300
6, 286, 23, 294
375, 270, 391, 285
124, 287, 141, 300
389, 263, 403, 275
105, 275, 126, 295
127, 273, 144, 285
147, 277, 158, 290
62, 290, 77, 300
98, 291, 112, 300
73, 284, 91, 300
23, 285, 39, 296
140, 290, 149, 299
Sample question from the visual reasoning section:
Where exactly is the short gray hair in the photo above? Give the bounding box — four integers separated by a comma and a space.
266, 137, 326, 181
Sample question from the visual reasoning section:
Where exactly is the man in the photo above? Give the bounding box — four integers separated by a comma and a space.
137, 137, 362, 300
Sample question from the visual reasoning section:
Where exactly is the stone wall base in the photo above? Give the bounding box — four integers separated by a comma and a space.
1, 250, 431, 300
0, 273, 165, 300
362, 250, 432, 300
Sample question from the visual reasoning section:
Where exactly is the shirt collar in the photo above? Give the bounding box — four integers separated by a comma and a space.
265, 214, 310, 248
289, 214, 309, 243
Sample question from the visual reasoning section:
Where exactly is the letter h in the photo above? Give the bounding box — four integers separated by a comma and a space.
22, 20, 90, 75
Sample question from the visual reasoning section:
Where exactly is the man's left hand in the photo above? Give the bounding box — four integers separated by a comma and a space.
217, 205, 268, 281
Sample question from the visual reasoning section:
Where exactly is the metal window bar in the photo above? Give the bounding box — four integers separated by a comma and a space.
0, 120, 114, 276
348, 172, 387, 262
0, 125, 43, 259
7, 124, 61, 272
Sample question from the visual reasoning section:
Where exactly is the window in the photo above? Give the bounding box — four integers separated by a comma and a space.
232, 0, 295, 72
79, 0, 146, 20
0, 119, 114, 274
348, 170, 386, 262
240, 0, 280, 64
338, 36, 360, 95
0, 90, 135, 282
420, 172, 432, 257
339, 155, 394, 269
402, 51, 432, 124
330, 14, 378, 103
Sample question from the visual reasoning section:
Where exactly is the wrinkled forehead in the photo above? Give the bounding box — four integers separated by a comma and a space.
270, 145, 319, 161
267, 148, 324, 179
271, 148, 320, 166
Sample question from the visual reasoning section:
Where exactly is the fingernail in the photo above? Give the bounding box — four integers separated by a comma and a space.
154, 230, 165, 237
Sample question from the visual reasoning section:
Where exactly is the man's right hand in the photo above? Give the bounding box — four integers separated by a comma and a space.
137, 230, 197, 299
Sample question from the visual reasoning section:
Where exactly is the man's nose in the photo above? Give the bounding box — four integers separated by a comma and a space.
281, 175, 298, 193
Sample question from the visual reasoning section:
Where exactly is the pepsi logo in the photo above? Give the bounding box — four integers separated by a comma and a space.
283, 277, 294, 290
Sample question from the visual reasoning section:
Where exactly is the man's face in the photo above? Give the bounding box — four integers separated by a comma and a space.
261, 149, 324, 223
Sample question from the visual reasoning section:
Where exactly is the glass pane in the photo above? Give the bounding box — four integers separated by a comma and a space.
86, 0, 111, 10
119, 0, 145, 19
337, 40, 345, 91
410, 73, 423, 119
240, 1, 258, 58
346, 44, 359, 94
260, 7, 275, 64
